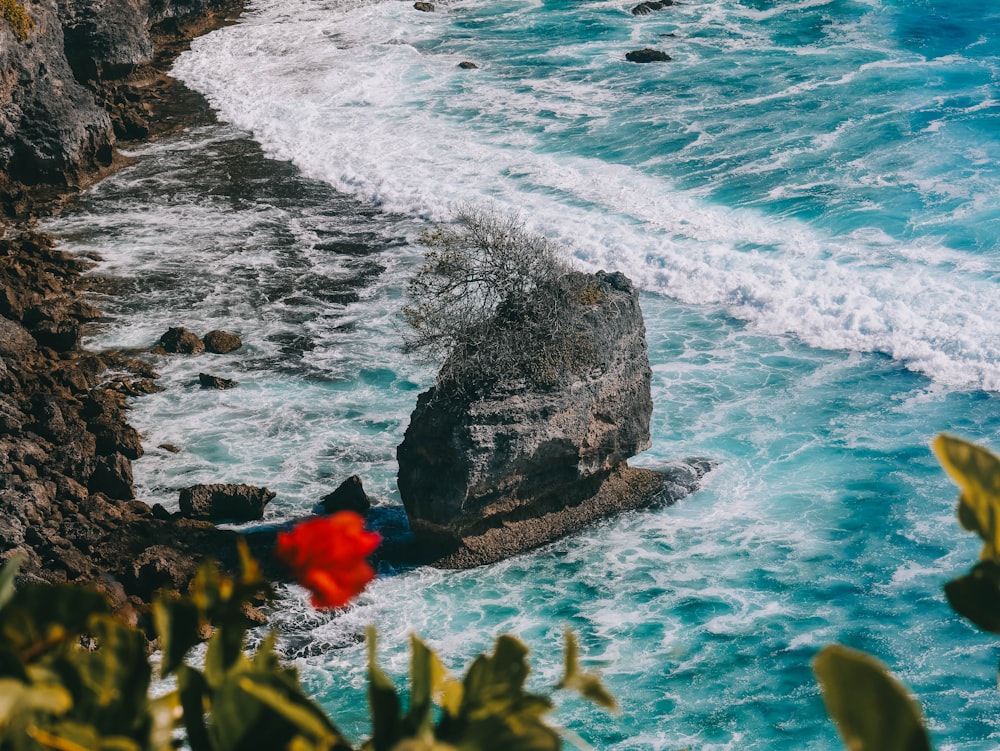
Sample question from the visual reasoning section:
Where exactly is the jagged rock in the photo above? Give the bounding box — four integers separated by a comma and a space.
398, 270, 705, 566
626, 48, 672, 63
159, 443, 180, 453
202, 329, 242, 354
631, 0, 672, 15
458, 61, 478, 69
0, 316, 37, 358
414, 2, 434, 10
178, 483, 275, 522
88, 452, 134, 500
159, 326, 205, 354
319, 475, 371, 515
126, 545, 198, 601
198, 372, 237, 389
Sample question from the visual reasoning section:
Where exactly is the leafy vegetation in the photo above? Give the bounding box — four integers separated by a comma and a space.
0, 516, 614, 751
403, 206, 600, 393
0, 0, 31, 41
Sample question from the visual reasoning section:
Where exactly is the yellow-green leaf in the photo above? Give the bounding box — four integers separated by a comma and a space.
555, 632, 618, 713
813, 644, 930, 751
932, 434, 1000, 560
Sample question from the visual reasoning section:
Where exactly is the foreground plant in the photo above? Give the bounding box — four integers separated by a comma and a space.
0, 511, 614, 751
815, 435, 1000, 751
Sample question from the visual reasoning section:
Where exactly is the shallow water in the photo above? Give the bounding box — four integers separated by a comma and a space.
45, 0, 1000, 747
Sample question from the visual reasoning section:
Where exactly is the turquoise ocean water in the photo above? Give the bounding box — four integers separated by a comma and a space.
45, 0, 1000, 747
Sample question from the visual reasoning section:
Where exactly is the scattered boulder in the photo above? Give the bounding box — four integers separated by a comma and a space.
458, 61, 479, 69
631, 0, 672, 15
202, 329, 242, 354
414, 2, 434, 10
0, 316, 37, 358
198, 372, 237, 390
319, 475, 371, 515
626, 48, 672, 63
88, 452, 135, 500
178, 483, 275, 522
398, 270, 706, 567
159, 326, 205, 354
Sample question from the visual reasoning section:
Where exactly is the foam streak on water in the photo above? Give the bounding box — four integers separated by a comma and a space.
42, 0, 1000, 747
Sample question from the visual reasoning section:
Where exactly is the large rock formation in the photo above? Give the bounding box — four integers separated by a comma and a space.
397, 270, 708, 567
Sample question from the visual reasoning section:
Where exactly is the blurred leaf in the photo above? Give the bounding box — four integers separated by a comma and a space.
813, 644, 931, 751
177, 665, 212, 751
933, 434, 1000, 560
54, 615, 150, 745
203, 623, 247, 689
0, 677, 72, 725
408, 635, 447, 736
208, 671, 349, 751
0, 553, 23, 613
945, 561, 1000, 633
367, 628, 401, 751
1, 585, 108, 658
153, 596, 201, 679
555, 632, 617, 713
148, 691, 181, 751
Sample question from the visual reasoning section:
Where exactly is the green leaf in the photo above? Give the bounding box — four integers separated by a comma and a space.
65, 615, 151, 740
0, 584, 109, 657
0, 677, 72, 725
813, 644, 931, 751
555, 632, 617, 713
203, 623, 247, 689
0, 553, 24, 613
148, 691, 181, 751
933, 434, 1000, 561
208, 671, 350, 751
408, 635, 448, 737
367, 627, 402, 751
177, 665, 212, 751
944, 561, 1000, 633
153, 596, 202, 679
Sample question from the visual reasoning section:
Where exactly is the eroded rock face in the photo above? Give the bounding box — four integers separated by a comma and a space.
398, 270, 687, 565
179, 483, 275, 522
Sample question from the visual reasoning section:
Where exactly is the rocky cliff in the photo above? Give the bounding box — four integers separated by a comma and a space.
0, 0, 244, 620
1, 0, 239, 216
397, 270, 709, 567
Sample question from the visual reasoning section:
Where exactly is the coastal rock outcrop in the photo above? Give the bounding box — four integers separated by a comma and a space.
319, 475, 371, 515
631, 0, 673, 15
626, 48, 672, 63
397, 270, 707, 566
179, 483, 275, 522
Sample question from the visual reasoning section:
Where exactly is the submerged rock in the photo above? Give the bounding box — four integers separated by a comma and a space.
414, 2, 434, 10
202, 329, 242, 354
198, 372, 237, 389
631, 0, 673, 15
319, 475, 371, 515
458, 61, 479, 69
626, 48, 672, 63
159, 326, 205, 354
398, 270, 707, 566
178, 483, 275, 522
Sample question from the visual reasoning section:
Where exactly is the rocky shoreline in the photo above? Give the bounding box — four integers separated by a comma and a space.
1, 0, 247, 622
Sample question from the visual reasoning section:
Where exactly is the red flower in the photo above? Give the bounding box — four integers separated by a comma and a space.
274, 512, 381, 609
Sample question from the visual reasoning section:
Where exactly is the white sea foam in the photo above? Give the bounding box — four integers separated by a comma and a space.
171, 0, 1000, 392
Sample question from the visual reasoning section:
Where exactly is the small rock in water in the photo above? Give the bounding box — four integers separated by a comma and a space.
414, 1, 434, 10
202, 329, 242, 354
626, 48, 672, 63
458, 61, 478, 69
178, 483, 275, 522
159, 443, 180, 453
199, 372, 237, 390
319, 475, 372, 515
159, 326, 205, 354
631, 0, 673, 14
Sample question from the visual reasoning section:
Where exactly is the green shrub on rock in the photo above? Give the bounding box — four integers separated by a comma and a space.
0, 0, 32, 41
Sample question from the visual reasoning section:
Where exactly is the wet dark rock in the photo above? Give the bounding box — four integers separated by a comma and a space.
458, 61, 479, 69
319, 475, 371, 515
414, 2, 434, 10
159, 326, 205, 354
398, 270, 707, 567
631, 0, 673, 15
179, 483, 276, 522
159, 443, 181, 453
626, 48, 672, 63
198, 372, 237, 389
202, 329, 242, 354
89, 452, 134, 500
